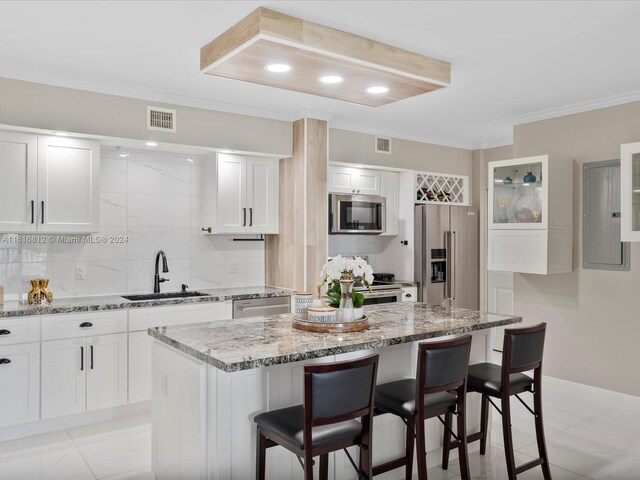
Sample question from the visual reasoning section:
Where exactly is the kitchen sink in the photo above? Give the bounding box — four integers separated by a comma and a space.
122, 291, 211, 301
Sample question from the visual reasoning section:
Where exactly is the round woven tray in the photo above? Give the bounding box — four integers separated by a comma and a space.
292, 315, 369, 333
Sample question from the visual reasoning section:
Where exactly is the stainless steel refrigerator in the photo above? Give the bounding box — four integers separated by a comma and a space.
414, 205, 479, 308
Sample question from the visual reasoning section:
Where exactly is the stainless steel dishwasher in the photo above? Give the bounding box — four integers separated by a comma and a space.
232, 296, 291, 318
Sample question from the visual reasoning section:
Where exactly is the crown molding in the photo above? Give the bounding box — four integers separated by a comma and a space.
470, 138, 514, 150
512, 90, 640, 126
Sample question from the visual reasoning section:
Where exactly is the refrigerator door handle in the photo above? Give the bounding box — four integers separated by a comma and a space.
451, 230, 457, 301
445, 231, 452, 300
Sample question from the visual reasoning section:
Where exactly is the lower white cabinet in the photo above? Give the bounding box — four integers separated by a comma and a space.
129, 301, 233, 403
401, 286, 417, 302
0, 343, 40, 427
86, 333, 128, 411
41, 333, 128, 419
128, 331, 153, 404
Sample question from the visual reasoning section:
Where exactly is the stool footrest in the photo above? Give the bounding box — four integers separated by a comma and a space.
449, 431, 483, 450
372, 457, 407, 476
515, 457, 544, 474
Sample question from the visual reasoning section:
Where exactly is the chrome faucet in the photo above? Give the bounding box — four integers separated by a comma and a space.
154, 250, 170, 293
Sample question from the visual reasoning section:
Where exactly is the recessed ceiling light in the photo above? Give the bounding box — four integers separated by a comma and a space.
319, 75, 344, 84
265, 63, 291, 73
145, 141, 158, 147
366, 86, 389, 94
53, 131, 70, 136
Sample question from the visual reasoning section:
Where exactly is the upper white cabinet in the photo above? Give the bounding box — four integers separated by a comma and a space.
621, 142, 640, 242
329, 166, 380, 195
0, 131, 100, 233
0, 131, 37, 232
203, 153, 279, 234
37, 136, 100, 233
488, 155, 573, 274
380, 171, 399, 236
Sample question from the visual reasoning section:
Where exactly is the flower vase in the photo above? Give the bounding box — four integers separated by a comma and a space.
338, 278, 355, 323
499, 206, 509, 223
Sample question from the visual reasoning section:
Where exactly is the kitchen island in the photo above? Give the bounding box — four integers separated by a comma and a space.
149, 302, 521, 480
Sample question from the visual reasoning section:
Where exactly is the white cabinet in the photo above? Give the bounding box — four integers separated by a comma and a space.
0, 131, 100, 233
0, 131, 38, 232
620, 142, 640, 241
401, 286, 417, 302
86, 333, 128, 411
488, 155, 573, 274
41, 338, 86, 419
42, 333, 128, 419
37, 136, 100, 233
328, 166, 381, 194
0, 342, 40, 427
41, 311, 127, 419
203, 153, 279, 234
380, 171, 399, 236
128, 301, 233, 403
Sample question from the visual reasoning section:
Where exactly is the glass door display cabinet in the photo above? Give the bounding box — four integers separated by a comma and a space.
489, 157, 547, 229
488, 155, 573, 275
621, 142, 640, 242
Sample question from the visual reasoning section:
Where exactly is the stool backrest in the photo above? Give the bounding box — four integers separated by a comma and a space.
416, 335, 472, 395
304, 354, 379, 427
503, 322, 546, 373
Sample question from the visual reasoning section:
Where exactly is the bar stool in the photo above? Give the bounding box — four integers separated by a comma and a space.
373, 335, 472, 480
254, 354, 379, 480
443, 323, 551, 480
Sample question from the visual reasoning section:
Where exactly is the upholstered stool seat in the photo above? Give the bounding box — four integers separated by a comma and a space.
375, 379, 457, 417
467, 363, 533, 396
254, 405, 363, 450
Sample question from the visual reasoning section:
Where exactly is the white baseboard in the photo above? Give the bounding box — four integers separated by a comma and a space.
0, 402, 150, 442
543, 375, 640, 407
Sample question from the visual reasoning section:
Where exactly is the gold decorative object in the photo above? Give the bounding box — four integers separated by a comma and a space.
27, 278, 53, 305
40, 279, 53, 304
27, 279, 42, 305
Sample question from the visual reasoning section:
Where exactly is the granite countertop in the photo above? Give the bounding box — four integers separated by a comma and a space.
149, 302, 521, 373
0, 286, 294, 319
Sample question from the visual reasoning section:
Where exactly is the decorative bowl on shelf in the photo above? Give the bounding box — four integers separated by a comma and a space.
523, 172, 537, 183
503, 176, 513, 185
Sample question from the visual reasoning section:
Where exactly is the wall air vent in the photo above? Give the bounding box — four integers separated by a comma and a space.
375, 136, 392, 154
147, 106, 176, 132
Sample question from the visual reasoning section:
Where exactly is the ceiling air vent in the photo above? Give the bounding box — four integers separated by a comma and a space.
147, 106, 176, 133
375, 136, 392, 154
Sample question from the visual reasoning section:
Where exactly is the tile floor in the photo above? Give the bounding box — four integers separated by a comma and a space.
0, 381, 639, 480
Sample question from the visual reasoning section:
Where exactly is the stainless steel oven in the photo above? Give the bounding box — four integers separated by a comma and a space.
355, 284, 403, 305
330, 194, 386, 234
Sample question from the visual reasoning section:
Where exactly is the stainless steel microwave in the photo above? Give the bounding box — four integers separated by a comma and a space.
329, 194, 386, 234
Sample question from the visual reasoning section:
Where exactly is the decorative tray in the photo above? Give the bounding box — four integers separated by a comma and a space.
292, 315, 369, 333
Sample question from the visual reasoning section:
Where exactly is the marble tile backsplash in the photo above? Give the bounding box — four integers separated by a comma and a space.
328, 235, 383, 272
0, 148, 265, 301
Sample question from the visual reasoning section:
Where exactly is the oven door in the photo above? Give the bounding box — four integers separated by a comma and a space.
362, 289, 403, 305
330, 194, 386, 234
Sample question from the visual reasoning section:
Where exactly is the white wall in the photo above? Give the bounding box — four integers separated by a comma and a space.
0, 147, 264, 300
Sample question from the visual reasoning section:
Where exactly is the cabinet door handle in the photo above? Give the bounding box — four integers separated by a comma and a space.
0, 358, 11, 365
249, 208, 253, 226
30, 200, 34, 224
90, 345, 94, 370
0, 329, 11, 336
405, 293, 412, 298
41, 201, 45, 224
242, 208, 247, 227
201, 227, 212, 233
80, 346, 84, 371
79, 322, 93, 328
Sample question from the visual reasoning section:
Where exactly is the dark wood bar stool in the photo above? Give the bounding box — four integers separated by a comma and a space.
254, 354, 379, 480
373, 335, 472, 480
443, 323, 551, 480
